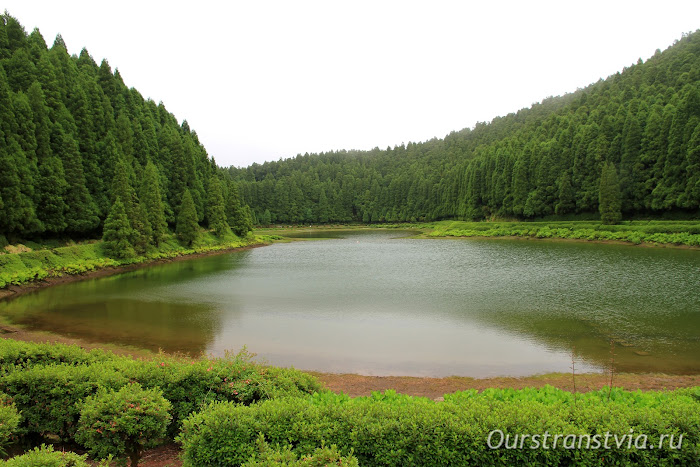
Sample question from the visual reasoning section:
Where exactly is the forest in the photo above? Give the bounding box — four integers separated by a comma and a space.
230, 31, 700, 225
0, 14, 252, 250
1, 13, 699, 246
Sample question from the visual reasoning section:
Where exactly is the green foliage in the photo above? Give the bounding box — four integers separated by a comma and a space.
0, 231, 261, 289
231, 31, 700, 225
101, 197, 135, 259
0, 13, 223, 244
0, 362, 129, 440
0, 340, 322, 442
206, 176, 229, 237
599, 161, 622, 224
242, 434, 359, 467
76, 383, 171, 466
176, 189, 198, 246
140, 161, 168, 246
226, 180, 253, 236
179, 387, 700, 467
427, 220, 700, 247
0, 444, 95, 467
0, 392, 20, 456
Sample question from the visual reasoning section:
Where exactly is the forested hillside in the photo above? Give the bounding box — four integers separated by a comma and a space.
0, 14, 251, 245
231, 31, 700, 224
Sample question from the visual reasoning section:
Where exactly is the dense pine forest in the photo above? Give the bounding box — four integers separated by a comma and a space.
1, 12, 699, 246
230, 31, 700, 225
0, 14, 252, 247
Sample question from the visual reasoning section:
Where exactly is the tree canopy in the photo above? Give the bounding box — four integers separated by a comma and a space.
0, 13, 253, 245
229, 32, 700, 224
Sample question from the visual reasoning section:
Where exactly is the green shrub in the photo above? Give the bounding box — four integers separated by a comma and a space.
126, 350, 322, 437
242, 434, 359, 467
0, 341, 321, 441
76, 383, 171, 466
0, 363, 129, 440
0, 393, 20, 456
0, 340, 115, 376
0, 444, 107, 467
178, 387, 700, 466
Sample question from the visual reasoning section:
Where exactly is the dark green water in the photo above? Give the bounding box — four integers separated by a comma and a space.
2, 230, 699, 377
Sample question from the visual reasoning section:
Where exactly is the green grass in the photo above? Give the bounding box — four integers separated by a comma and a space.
0, 231, 266, 289
425, 220, 700, 247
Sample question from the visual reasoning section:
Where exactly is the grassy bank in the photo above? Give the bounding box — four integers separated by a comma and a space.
425, 220, 700, 246
256, 220, 700, 247
0, 232, 268, 289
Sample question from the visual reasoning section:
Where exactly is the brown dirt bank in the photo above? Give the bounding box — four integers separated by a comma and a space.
0, 243, 268, 302
311, 372, 700, 399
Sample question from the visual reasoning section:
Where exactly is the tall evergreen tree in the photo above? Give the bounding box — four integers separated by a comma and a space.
206, 176, 229, 237
555, 172, 575, 216
140, 161, 168, 246
599, 161, 622, 225
102, 197, 135, 259
53, 126, 99, 234
36, 155, 68, 233
176, 188, 198, 246
226, 180, 252, 236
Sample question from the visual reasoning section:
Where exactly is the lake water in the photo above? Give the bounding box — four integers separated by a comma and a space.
1, 230, 699, 377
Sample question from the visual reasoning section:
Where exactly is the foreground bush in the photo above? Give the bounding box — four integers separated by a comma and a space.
178, 387, 700, 466
0, 340, 115, 376
0, 393, 20, 456
242, 434, 359, 467
76, 383, 171, 466
0, 340, 322, 442
0, 444, 104, 467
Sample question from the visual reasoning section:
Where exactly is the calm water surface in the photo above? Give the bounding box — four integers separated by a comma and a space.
2, 230, 699, 377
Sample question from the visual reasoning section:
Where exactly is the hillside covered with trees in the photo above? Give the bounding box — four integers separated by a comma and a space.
230, 31, 700, 225
0, 14, 252, 248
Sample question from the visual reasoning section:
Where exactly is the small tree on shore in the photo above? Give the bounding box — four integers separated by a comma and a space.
176, 189, 198, 246
102, 197, 135, 259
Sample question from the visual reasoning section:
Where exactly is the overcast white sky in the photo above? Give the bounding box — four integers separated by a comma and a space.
3, 1, 700, 167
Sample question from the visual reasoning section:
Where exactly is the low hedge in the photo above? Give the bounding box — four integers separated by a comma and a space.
178, 387, 700, 466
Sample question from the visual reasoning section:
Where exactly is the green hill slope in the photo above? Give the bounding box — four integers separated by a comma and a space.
231, 31, 700, 224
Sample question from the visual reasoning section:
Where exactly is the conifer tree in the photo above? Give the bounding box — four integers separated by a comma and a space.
176, 189, 198, 246
599, 161, 622, 225
555, 172, 575, 215
140, 161, 168, 245
226, 180, 252, 236
206, 176, 229, 237
54, 126, 100, 233
37, 155, 68, 233
131, 201, 152, 254
102, 197, 135, 259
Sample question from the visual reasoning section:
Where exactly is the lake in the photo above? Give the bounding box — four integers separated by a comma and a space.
1, 230, 699, 377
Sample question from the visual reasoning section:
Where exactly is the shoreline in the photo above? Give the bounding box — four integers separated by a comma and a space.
258, 224, 700, 250
1, 327, 699, 399
0, 242, 269, 301
424, 233, 700, 249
